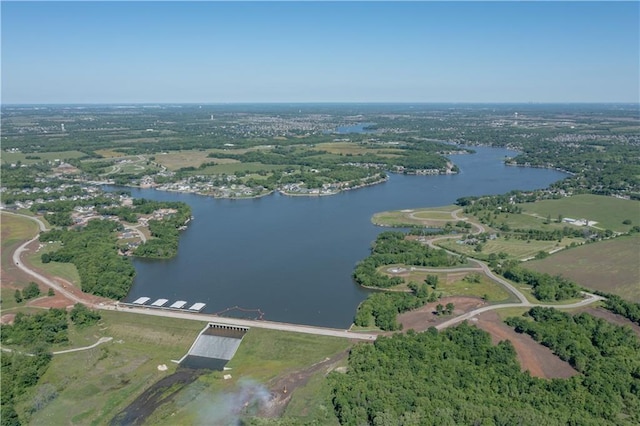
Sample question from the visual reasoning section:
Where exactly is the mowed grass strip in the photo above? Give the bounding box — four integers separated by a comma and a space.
521, 194, 640, 233
525, 234, 640, 302
27, 311, 206, 426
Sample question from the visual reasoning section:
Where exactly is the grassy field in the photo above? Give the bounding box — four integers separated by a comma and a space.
0, 213, 40, 293
26, 242, 81, 287
525, 234, 640, 302
437, 236, 583, 261
148, 328, 351, 425
381, 267, 513, 303
1, 150, 87, 165
187, 162, 287, 175
372, 205, 460, 227
26, 311, 207, 426
521, 194, 640, 233
153, 150, 239, 171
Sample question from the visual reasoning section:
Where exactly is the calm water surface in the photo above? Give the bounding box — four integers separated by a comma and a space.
116, 147, 566, 328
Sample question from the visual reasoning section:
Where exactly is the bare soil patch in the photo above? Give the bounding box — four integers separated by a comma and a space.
259, 349, 350, 418
473, 311, 578, 379
397, 296, 486, 332
573, 306, 640, 338
1, 313, 16, 325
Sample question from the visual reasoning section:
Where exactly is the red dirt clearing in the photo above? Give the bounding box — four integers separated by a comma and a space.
473, 311, 578, 379
397, 296, 486, 332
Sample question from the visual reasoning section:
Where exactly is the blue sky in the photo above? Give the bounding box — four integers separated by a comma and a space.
2, 1, 638, 104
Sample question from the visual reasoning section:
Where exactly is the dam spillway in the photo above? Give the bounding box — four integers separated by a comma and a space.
179, 323, 248, 370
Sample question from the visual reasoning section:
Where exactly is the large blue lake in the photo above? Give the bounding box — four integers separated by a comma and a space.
116, 147, 566, 328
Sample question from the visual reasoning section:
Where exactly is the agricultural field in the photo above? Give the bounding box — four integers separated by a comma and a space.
313, 141, 403, 157
186, 162, 287, 175
525, 234, 640, 302
521, 194, 640, 233
1, 150, 87, 165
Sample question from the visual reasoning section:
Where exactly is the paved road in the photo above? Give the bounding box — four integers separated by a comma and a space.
4, 211, 86, 304
108, 304, 378, 340
435, 291, 605, 330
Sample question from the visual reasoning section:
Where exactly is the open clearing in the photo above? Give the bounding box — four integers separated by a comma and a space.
521, 194, 640, 233
152, 150, 239, 171
383, 267, 513, 303
26, 311, 207, 426
0, 213, 39, 291
372, 205, 460, 227
525, 234, 640, 302
397, 296, 487, 332
473, 311, 578, 379
438, 236, 583, 261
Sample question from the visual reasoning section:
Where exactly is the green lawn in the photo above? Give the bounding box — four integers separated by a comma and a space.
521, 194, 640, 233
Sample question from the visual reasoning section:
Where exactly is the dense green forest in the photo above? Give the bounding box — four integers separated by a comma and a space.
40, 220, 136, 299
331, 309, 640, 425
354, 283, 438, 331
498, 265, 581, 302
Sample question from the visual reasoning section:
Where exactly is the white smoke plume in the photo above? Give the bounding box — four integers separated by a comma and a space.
195, 378, 272, 425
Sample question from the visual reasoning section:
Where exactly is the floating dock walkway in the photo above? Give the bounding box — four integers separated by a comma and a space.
122, 297, 206, 312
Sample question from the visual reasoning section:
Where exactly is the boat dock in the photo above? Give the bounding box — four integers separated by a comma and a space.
120, 297, 206, 312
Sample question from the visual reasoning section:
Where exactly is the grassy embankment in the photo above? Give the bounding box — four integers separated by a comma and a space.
144, 328, 351, 425
1, 213, 40, 309
23, 310, 349, 425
